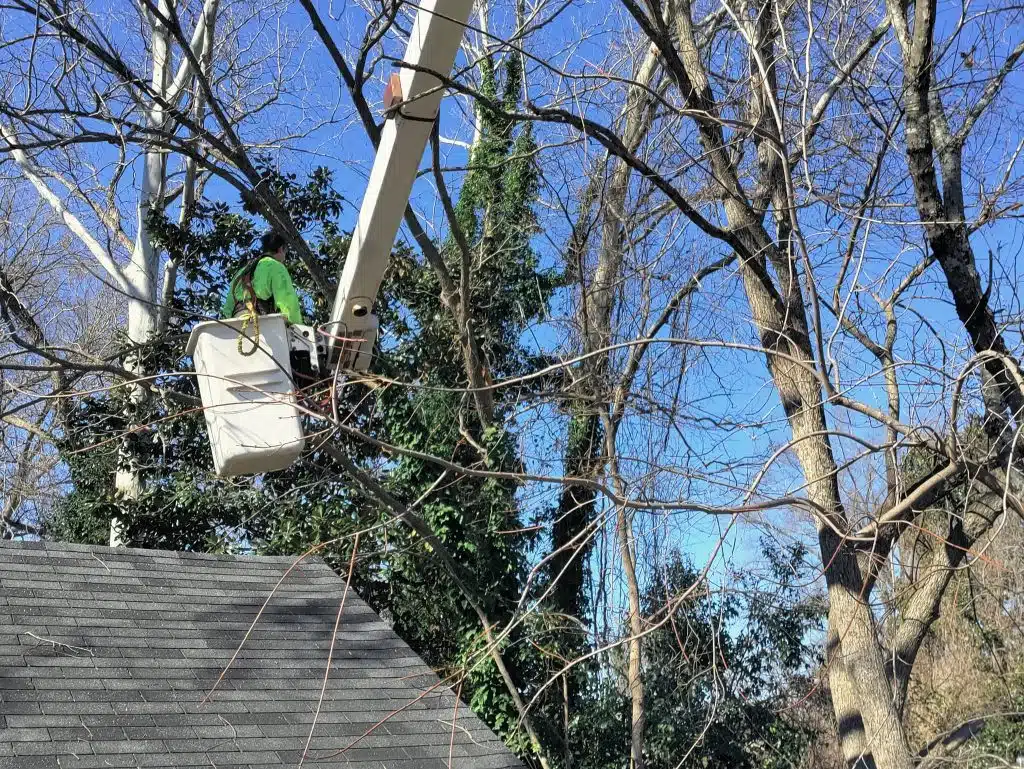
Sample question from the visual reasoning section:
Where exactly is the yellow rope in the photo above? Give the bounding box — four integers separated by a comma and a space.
237, 298, 260, 356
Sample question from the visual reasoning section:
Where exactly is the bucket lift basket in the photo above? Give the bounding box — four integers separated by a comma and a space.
186, 315, 306, 477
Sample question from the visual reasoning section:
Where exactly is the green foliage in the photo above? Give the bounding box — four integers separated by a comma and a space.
572, 544, 823, 769
48, 157, 349, 553
50, 406, 119, 546
49, 70, 558, 758
967, 692, 1024, 767
352, 50, 560, 747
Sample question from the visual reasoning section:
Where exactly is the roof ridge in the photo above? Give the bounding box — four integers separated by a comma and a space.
0, 539, 325, 567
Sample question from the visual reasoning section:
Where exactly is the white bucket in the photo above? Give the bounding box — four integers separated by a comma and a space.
185, 314, 305, 477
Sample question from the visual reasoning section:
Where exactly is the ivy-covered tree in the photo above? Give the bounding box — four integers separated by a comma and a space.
48, 50, 563, 755
340, 49, 561, 749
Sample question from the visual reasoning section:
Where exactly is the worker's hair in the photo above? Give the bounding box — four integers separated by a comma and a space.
260, 231, 288, 255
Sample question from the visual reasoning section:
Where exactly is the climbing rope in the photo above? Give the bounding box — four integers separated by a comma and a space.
237, 297, 260, 356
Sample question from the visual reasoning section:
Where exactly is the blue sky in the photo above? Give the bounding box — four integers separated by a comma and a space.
6, 0, 1024, 611
171, 0, 1024, 591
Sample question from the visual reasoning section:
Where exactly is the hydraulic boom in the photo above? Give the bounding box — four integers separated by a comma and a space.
184, 1, 475, 481
326, 0, 474, 371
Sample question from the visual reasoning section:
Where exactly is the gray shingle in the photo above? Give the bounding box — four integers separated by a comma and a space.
0, 541, 522, 769
0, 757, 60, 769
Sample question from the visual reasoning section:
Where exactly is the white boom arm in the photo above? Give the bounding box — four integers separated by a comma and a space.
326, 0, 475, 370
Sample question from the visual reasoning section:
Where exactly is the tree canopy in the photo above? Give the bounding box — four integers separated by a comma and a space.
3, 1, 1024, 768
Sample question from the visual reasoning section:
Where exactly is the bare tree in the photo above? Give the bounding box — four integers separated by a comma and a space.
0, 0, 326, 541
3, 2, 1024, 768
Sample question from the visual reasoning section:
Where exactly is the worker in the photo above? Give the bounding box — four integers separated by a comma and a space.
221, 231, 304, 325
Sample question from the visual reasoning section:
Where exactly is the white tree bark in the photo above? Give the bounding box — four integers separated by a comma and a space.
110, 0, 174, 545
157, 0, 219, 335
3, 0, 221, 547
0, 124, 135, 299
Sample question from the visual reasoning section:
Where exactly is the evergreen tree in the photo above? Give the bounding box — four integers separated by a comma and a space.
573, 545, 822, 769
49, 54, 562, 755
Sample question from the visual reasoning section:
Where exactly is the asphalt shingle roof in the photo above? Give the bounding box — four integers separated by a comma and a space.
0, 540, 524, 769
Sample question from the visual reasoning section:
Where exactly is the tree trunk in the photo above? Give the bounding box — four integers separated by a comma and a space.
730, 201, 912, 769
600, 409, 646, 769
157, 0, 217, 336
889, 0, 1024, 427
550, 44, 660, 762
550, 406, 601, 622
888, 489, 1002, 716
545, 49, 660, 750
826, 622, 877, 769
658, 2, 914, 763
111, 0, 171, 546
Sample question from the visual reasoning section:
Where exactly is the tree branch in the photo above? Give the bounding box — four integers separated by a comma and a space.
320, 443, 553, 768
0, 122, 137, 300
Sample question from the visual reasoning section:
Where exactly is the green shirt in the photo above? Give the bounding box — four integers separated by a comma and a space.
221, 256, 304, 325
